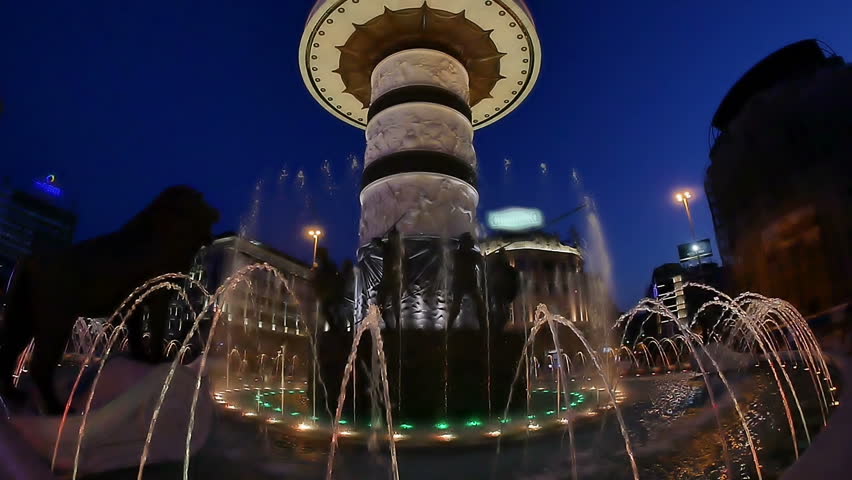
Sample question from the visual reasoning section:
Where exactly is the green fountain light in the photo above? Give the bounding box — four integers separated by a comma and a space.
465, 419, 483, 427
399, 423, 414, 430
435, 421, 450, 430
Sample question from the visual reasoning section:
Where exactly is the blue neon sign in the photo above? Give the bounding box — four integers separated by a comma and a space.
33, 175, 62, 197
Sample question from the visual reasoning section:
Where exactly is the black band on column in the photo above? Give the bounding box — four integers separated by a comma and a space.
361, 150, 477, 190
368, 85, 472, 121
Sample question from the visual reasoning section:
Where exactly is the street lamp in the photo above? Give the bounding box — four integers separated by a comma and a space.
674, 191, 696, 240
307, 229, 322, 267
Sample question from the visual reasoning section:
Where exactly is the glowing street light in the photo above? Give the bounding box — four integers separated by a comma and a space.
307, 228, 322, 267
674, 191, 696, 240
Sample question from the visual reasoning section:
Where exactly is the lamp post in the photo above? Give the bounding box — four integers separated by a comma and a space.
674, 191, 696, 240
307, 229, 322, 268
675, 191, 706, 269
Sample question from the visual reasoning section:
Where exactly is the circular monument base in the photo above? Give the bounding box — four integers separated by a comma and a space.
356, 235, 487, 330
317, 329, 526, 422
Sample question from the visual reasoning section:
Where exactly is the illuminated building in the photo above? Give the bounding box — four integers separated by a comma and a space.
0, 175, 76, 290
480, 231, 590, 330
176, 234, 318, 360
647, 262, 725, 338
707, 39, 852, 316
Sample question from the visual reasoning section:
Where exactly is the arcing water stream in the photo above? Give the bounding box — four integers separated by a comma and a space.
11, 259, 836, 480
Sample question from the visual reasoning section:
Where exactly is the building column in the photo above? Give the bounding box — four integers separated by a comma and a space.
359, 48, 479, 243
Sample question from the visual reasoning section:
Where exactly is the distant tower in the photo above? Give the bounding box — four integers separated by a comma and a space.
0, 175, 76, 287
299, 1, 541, 328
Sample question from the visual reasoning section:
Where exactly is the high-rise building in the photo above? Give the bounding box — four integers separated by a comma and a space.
0, 175, 77, 291
706, 39, 852, 316
647, 262, 725, 338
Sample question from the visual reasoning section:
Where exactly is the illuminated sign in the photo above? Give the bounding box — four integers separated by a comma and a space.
33, 174, 62, 197
677, 238, 712, 263
487, 207, 544, 232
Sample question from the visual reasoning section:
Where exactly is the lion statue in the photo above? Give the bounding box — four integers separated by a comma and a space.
0, 185, 219, 414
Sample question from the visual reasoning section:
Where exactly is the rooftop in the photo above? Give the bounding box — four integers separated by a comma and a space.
211, 233, 312, 277
711, 39, 841, 133
480, 231, 581, 257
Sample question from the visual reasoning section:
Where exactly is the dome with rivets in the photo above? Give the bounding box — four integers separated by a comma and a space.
298, 0, 541, 130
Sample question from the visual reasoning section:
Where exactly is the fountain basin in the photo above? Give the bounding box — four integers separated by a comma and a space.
10, 357, 213, 476
316, 330, 527, 422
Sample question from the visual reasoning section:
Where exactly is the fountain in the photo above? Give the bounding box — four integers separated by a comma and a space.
298, 0, 547, 434
1, 259, 843, 479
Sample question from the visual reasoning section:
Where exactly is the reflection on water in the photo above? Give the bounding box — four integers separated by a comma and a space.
83, 366, 831, 480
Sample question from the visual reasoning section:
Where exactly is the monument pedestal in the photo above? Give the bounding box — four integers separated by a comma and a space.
356, 236, 487, 330
317, 329, 526, 422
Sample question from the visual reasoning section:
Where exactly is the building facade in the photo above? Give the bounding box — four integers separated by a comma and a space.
481, 232, 591, 330
647, 262, 725, 338
706, 39, 852, 316
177, 234, 318, 363
0, 175, 76, 293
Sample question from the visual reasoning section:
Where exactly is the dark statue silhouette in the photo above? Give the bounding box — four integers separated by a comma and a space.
374, 225, 404, 330
447, 233, 487, 330
0, 185, 219, 415
312, 247, 350, 333
486, 248, 520, 332
339, 259, 355, 331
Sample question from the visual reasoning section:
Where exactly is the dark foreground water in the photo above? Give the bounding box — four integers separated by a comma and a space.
84, 365, 835, 480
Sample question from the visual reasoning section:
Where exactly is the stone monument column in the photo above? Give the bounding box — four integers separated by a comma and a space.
360, 48, 478, 242
299, 1, 540, 329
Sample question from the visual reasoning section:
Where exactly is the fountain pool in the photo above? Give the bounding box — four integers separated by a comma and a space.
3, 264, 839, 480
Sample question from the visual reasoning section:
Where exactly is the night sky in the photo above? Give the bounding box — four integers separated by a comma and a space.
1, 1, 850, 308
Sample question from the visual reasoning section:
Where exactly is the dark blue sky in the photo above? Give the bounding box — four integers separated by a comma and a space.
2, 1, 850, 307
